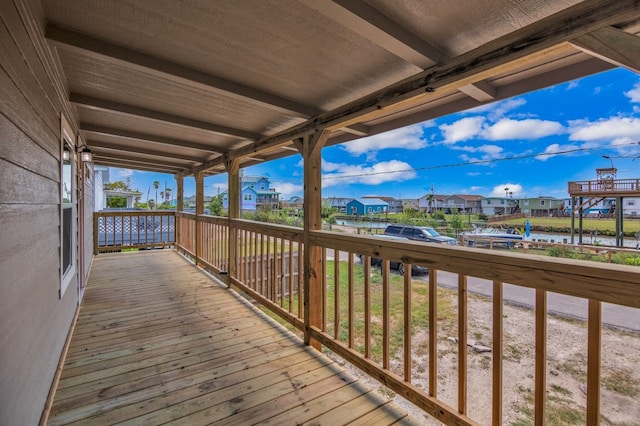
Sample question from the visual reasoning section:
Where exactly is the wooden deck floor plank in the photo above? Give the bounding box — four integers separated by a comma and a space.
48, 251, 417, 426
52, 336, 299, 412
71, 295, 230, 331
68, 300, 255, 344
346, 405, 417, 426
61, 324, 284, 380
169, 367, 356, 426
49, 346, 317, 425
65, 313, 268, 359
256, 382, 375, 425
303, 390, 390, 425
76, 355, 335, 425
61, 320, 276, 370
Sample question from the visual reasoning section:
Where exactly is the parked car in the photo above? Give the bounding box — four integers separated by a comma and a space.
358, 234, 428, 275
384, 224, 458, 245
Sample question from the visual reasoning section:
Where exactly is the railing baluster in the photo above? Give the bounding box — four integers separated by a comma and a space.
535, 288, 547, 424
348, 252, 354, 348
404, 263, 412, 382
382, 259, 390, 370
298, 243, 303, 318
587, 299, 602, 424
364, 255, 371, 359
334, 250, 340, 340
429, 269, 438, 397
280, 238, 285, 308
458, 274, 467, 414
288, 239, 294, 313
492, 280, 503, 426
321, 247, 327, 331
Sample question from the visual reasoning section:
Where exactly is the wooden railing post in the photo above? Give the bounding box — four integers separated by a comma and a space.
195, 171, 204, 265
226, 158, 240, 285
175, 176, 183, 248
298, 129, 330, 349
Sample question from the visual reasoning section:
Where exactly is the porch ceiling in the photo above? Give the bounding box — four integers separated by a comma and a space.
41, 0, 640, 176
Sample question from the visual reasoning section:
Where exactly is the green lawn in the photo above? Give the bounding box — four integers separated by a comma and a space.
490, 217, 640, 235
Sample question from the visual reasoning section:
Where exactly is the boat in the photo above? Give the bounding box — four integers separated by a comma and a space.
460, 225, 523, 247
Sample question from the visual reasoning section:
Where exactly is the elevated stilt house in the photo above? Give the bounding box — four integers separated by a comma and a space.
2, 1, 640, 424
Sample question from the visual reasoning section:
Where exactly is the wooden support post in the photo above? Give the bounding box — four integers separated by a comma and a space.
195, 171, 204, 266
578, 197, 584, 245
226, 158, 240, 286
299, 129, 330, 349
570, 197, 576, 244
175, 175, 183, 247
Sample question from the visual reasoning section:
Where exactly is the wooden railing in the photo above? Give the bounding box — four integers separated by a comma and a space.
569, 178, 640, 195
172, 214, 639, 425
93, 211, 176, 254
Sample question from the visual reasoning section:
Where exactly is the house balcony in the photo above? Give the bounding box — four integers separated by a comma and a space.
568, 178, 640, 197
48, 210, 640, 425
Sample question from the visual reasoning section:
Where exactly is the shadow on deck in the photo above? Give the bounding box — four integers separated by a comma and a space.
47, 250, 419, 425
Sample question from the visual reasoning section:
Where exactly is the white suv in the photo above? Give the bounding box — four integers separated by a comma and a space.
384, 224, 458, 245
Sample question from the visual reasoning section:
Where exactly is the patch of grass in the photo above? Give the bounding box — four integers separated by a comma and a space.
480, 355, 491, 370
555, 354, 587, 383
550, 384, 572, 397
505, 344, 524, 363
602, 369, 639, 397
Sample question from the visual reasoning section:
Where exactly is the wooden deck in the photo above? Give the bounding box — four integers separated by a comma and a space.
47, 250, 419, 425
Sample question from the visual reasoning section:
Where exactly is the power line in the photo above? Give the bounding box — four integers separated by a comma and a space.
321, 141, 640, 181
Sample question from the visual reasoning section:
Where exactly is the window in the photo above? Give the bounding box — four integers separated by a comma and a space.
627, 200, 635, 206
244, 194, 253, 201
540, 200, 546, 206
60, 116, 76, 298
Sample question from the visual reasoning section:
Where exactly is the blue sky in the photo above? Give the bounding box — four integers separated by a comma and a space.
111, 68, 640, 201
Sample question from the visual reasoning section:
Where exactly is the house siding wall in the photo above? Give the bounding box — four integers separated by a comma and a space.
0, 1, 80, 424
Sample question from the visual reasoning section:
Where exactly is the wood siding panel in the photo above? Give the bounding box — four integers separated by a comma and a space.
0, 1, 78, 425
0, 113, 59, 182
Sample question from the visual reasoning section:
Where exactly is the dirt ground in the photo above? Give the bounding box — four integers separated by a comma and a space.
328, 293, 640, 425
324, 224, 640, 425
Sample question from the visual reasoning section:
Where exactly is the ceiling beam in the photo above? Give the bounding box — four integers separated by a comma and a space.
87, 140, 206, 162
570, 26, 640, 73
46, 23, 321, 117
93, 152, 188, 171
301, 0, 445, 68
91, 151, 194, 169
92, 159, 183, 174
92, 156, 186, 172
304, 0, 497, 107
181, 0, 639, 177
80, 123, 222, 153
458, 81, 497, 102
71, 93, 261, 141
338, 123, 370, 137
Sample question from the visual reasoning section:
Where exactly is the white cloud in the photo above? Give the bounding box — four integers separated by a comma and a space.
569, 117, 640, 141
114, 168, 134, 178
489, 183, 524, 198
566, 81, 579, 91
534, 143, 580, 161
483, 118, 564, 140
341, 124, 428, 159
470, 186, 484, 191
322, 160, 416, 187
466, 98, 526, 119
272, 182, 303, 199
454, 144, 504, 157
439, 117, 485, 144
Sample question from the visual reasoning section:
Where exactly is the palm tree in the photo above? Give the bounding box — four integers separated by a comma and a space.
165, 188, 172, 204
153, 181, 160, 210
427, 193, 435, 216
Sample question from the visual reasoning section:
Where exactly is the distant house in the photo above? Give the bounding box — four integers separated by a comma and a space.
94, 166, 109, 211
561, 198, 614, 216
324, 197, 352, 212
221, 175, 280, 211
401, 198, 419, 211
481, 197, 519, 215
418, 193, 447, 212
281, 196, 304, 210
520, 197, 563, 217
362, 195, 403, 213
184, 195, 213, 209
442, 194, 483, 213
623, 197, 640, 216
346, 198, 389, 216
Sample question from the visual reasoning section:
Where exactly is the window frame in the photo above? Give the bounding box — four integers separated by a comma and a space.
60, 116, 77, 299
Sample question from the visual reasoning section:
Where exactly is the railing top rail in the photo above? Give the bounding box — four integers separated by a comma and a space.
95, 210, 177, 217
310, 230, 640, 309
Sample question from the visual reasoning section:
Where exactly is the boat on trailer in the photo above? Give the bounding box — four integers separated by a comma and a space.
460, 225, 524, 247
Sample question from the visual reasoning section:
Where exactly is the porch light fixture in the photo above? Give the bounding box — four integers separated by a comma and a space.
77, 145, 93, 162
